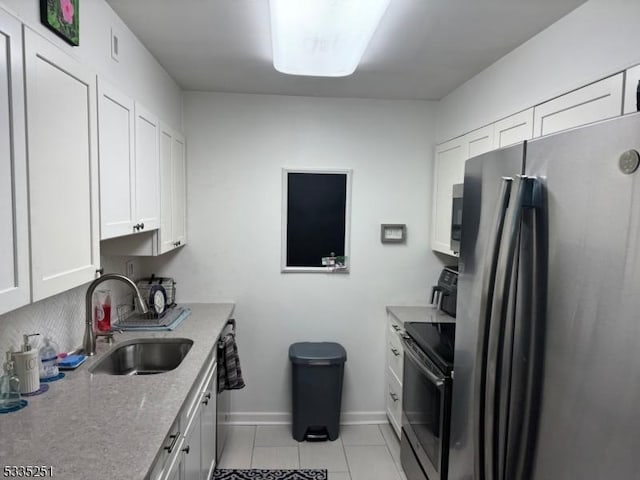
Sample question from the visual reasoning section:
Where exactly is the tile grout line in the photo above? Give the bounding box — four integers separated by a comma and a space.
250, 425, 257, 468
339, 435, 353, 480
378, 424, 404, 479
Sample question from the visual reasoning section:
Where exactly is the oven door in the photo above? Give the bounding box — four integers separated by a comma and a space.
401, 336, 451, 480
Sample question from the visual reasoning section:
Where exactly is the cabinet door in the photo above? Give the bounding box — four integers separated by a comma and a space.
0, 11, 29, 315
386, 369, 402, 438
431, 137, 465, 256
465, 124, 494, 159
97, 78, 136, 239
201, 365, 217, 480
182, 404, 203, 480
134, 103, 160, 231
493, 108, 534, 149
533, 73, 624, 137
172, 133, 187, 249
24, 28, 100, 301
623, 64, 640, 115
159, 126, 174, 253
158, 124, 187, 254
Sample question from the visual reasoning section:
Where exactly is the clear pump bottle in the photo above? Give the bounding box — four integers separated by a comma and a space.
0, 350, 21, 410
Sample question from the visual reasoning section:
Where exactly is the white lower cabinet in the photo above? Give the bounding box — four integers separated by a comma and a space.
533, 73, 624, 137
385, 313, 404, 438
24, 27, 100, 302
182, 408, 202, 480
200, 368, 217, 480
151, 362, 217, 480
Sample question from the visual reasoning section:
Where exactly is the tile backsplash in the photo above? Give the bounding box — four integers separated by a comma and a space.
0, 284, 86, 356
0, 256, 140, 356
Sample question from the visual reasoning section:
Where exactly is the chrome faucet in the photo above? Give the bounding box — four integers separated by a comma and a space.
83, 273, 149, 356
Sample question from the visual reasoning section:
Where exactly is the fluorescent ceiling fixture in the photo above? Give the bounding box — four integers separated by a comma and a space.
269, 0, 391, 77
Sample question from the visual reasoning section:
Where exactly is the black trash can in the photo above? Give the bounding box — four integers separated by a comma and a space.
289, 342, 347, 441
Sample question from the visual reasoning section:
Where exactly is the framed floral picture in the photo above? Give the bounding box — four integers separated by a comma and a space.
40, 0, 79, 46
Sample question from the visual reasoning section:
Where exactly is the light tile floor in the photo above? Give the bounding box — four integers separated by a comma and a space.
217, 424, 407, 480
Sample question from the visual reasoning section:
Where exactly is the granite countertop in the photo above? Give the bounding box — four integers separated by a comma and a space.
386, 305, 456, 325
0, 303, 235, 480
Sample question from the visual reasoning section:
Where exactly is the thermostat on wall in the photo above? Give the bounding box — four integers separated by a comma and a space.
381, 224, 406, 243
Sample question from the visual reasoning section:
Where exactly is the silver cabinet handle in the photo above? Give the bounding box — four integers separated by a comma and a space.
389, 392, 399, 402
391, 324, 401, 332
391, 348, 400, 357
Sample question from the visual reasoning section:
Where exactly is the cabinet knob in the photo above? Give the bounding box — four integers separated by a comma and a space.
140, 222, 144, 230
389, 392, 399, 402
391, 348, 400, 357
182, 445, 190, 454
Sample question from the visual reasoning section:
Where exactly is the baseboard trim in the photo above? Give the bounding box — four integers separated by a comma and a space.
229, 411, 388, 426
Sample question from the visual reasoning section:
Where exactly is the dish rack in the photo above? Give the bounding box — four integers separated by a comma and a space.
115, 276, 177, 326
136, 275, 176, 308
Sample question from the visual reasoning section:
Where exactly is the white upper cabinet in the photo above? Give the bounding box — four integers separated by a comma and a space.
24, 28, 100, 301
533, 73, 624, 137
158, 123, 187, 254
134, 103, 161, 232
172, 132, 187, 249
623, 64, 640, 115
97, 79, 136, 239
432, 137, 466, 256
465, 124, 494, 159
0, 11, 30, 315
493, 108, 534, 149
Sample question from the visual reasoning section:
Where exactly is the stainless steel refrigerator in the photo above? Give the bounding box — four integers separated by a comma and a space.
449, 112, 640, 480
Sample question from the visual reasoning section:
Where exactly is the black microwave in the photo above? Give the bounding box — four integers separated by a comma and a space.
450, 183, 463, 254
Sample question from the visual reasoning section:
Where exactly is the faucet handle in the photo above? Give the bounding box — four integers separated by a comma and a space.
96, 331, 116, 345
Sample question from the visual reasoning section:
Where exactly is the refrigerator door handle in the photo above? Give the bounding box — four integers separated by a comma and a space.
503, 176, 547, 480
485, 176, 536, 480
473, 177, 513, 480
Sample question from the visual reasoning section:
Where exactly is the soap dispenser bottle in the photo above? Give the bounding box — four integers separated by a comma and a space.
39, 337, 59, 380
12, 333, 40, 394
0, 350, 21, 410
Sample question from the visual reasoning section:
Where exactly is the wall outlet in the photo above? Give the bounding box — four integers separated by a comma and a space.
125, 260, 135, 279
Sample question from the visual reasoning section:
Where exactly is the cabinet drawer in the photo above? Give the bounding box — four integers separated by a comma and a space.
387, 330, 403, 383
386, 369, 402, 438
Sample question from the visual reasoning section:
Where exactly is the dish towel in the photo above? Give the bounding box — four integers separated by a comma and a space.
218, 331, 246, 393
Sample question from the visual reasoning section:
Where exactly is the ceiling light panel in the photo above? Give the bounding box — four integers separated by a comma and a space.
269, 0, 391, 77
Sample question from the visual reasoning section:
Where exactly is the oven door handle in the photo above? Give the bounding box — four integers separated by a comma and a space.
401, 337, 446, 389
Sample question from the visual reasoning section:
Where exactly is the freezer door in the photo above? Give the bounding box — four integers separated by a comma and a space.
449, 145, 524, 480
525, 113, 640, 479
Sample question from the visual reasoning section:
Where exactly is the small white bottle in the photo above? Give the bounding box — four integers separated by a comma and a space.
39, 337, 59, 380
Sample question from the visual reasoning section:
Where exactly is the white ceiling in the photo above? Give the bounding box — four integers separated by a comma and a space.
106, 0, 587, 100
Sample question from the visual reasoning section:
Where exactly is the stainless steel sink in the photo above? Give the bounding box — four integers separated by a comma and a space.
89, 338, 193, 375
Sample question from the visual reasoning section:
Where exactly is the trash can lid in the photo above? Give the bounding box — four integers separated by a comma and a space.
289, 342, 347, 365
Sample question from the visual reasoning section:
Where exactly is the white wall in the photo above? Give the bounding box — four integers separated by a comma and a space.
0, 0, 183, 355
0, 0, 182, 129
437, 0, 640, 143
144, 92, 441, 422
